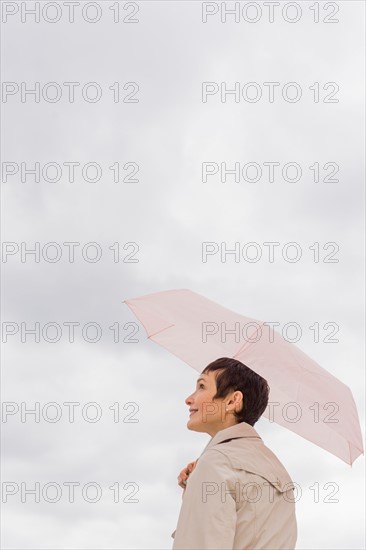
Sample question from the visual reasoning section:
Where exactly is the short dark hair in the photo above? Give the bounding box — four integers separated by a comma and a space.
201, 357, 270, 426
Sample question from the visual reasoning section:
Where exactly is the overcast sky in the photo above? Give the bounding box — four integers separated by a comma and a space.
1, 0, 365, 548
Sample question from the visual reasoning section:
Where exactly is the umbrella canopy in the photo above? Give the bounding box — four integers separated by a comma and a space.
123, 288, 364, 466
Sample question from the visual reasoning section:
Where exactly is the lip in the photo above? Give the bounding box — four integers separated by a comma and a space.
189, 410, 198, 416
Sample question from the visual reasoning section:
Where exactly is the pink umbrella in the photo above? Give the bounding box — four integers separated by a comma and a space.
123, 288, 364, 466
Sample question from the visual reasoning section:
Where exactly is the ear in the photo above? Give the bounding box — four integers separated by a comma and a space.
233, 390, 244, 408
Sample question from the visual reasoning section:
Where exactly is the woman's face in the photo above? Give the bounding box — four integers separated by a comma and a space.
185, 370, 241, 437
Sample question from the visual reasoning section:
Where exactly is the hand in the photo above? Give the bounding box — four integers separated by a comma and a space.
177, 459, 198, 495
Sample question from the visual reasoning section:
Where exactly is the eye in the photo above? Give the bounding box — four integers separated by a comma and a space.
199, 383, 205, 389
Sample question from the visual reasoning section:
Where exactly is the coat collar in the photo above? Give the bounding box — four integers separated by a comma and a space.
200, 421, 262, 455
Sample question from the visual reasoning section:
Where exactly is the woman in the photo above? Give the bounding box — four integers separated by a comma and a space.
171, 357, 297, 550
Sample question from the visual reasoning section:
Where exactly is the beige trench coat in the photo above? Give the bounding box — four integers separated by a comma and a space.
171, 421, 297, 549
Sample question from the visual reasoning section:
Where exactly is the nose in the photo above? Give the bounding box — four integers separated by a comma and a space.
185, 393, 194, 406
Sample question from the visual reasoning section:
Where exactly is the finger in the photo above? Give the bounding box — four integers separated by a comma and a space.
177, 477, 187, 489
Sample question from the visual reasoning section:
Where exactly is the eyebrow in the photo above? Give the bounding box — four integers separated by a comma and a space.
196, 377, 206, 384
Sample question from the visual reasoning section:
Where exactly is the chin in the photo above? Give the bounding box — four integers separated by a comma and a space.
187, 420, 203, 432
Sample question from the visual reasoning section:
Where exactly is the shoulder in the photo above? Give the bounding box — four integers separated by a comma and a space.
207, 438, 295, 492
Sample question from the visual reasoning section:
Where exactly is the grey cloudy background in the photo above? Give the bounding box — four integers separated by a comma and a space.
1, 0, 365, 548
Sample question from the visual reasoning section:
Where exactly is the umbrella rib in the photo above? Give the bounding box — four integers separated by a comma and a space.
233, 322, 265, 359
147, 323, 175, 339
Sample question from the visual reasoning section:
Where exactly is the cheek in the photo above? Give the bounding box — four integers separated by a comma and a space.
195, 394, 204, 406
198, 391, 211, 407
